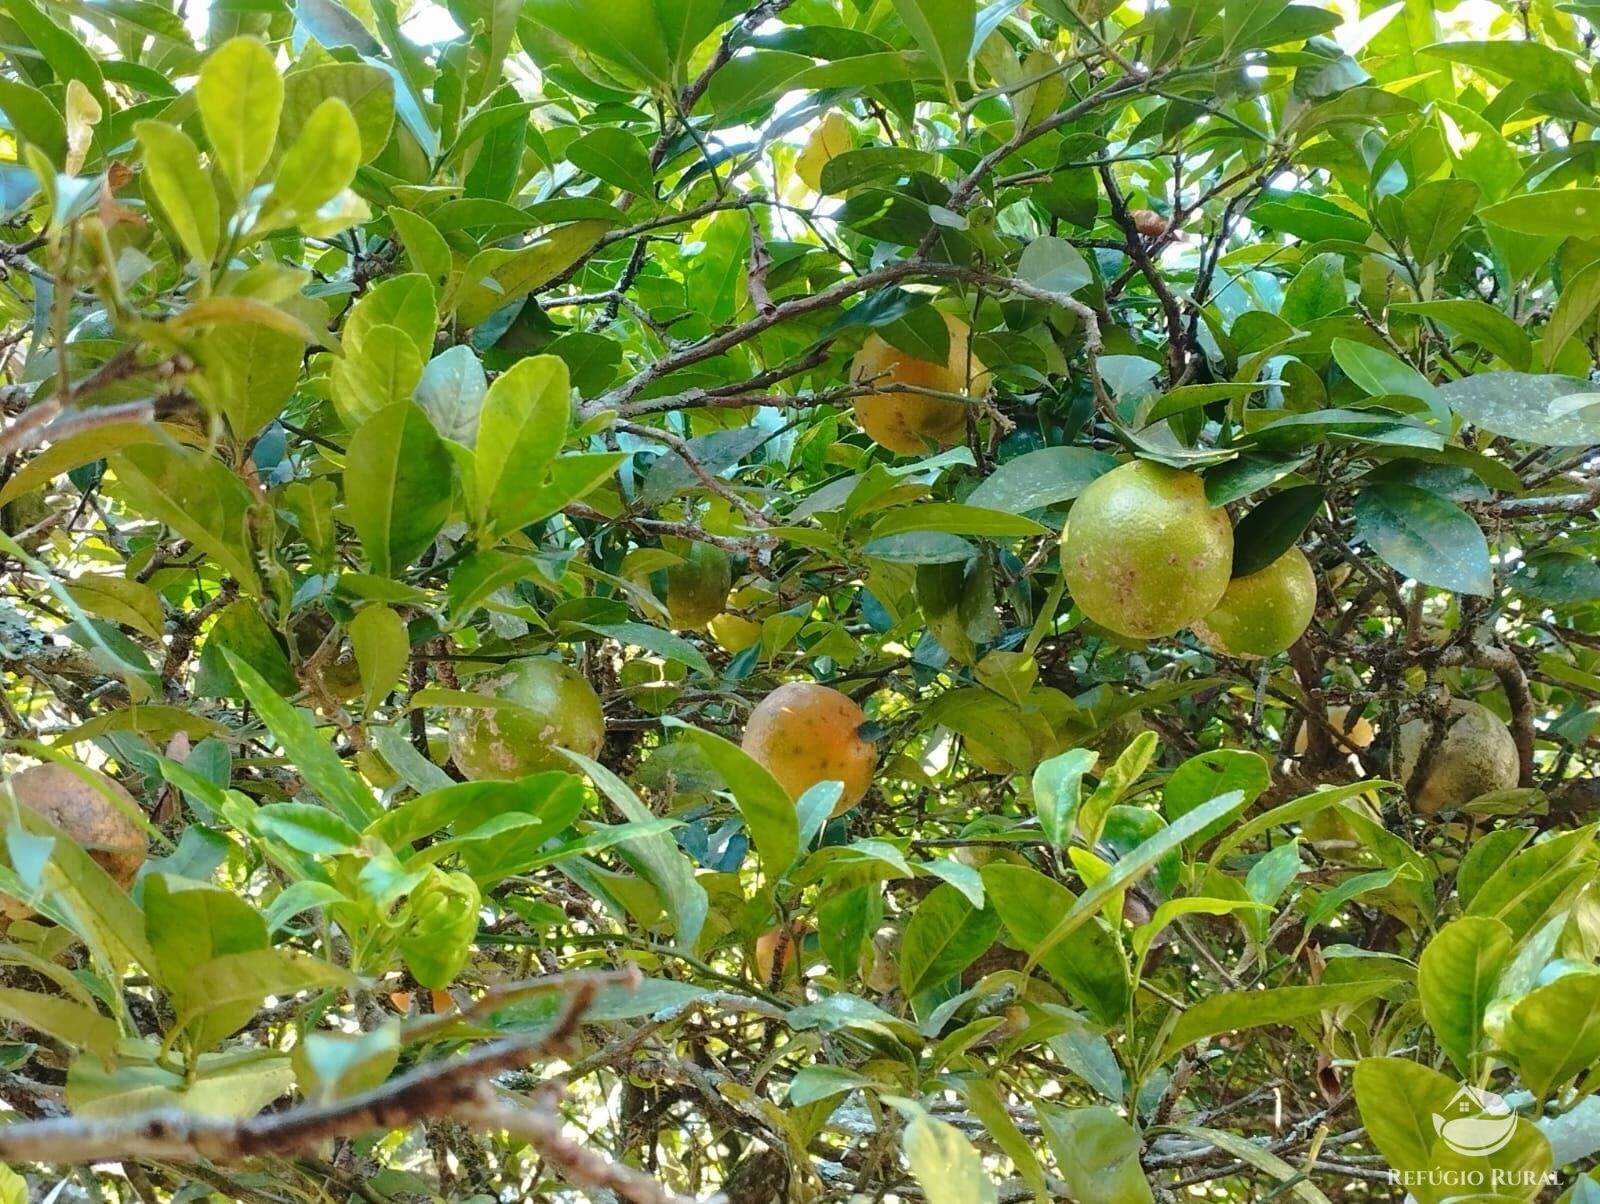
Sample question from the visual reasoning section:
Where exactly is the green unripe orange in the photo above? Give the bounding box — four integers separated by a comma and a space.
1060, 460, 1233, 639
448, 658, 605, 781
665, 543, 732, 630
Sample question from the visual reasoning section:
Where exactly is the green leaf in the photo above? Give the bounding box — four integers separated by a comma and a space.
1495, 974, 1600, 1100
1279, 251, 1347, 326
349, 605, 408, 715
1028, 789, 1250, 974
561, 751, 708, 949
868, 504, 1048, 540
1390, 300, 1532, 371
197, 36, 283, 200
329, 324, 425, 427
0, 989, 118, 1065
982, 862, 1128, 1024
474, 354, 570, 538
1401, 178, 1480, 265
282, 61, 394, 163
1421, 40, 1586, 97
891, 0, 976, 98
1352, 482, 1491, 596
1543, 257, 1600, 372
136, 120, 219, 266
1330, 337, 1446, 423
660, 718, 798, 874
345, 402, 454, 576
1416, 915, 1511, 1077
567, 126, 654, 195
898, 883, 1000, 998
196, 320, 303, 441
1439, 372, 1600, 446
1017, 234, 1092, 294
966, 447, 1116, 512
260, 98, 360, 227
1039, 1105, 1153, 1204
453, 220, 611, 326
108, 442, 262, 596
1481, 189, 1600, 239
895, 1098, 998, 1204
1354, 1057, 1553, 1202
1230, 485, 1323, 578
1157, 1125, 1330, 1203
223, 649, 381, 829
1032, 747, 1096, 848
1159, 980, 1395, 1064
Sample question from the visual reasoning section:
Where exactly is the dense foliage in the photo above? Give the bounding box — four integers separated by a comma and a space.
2, 0, 1600, 1199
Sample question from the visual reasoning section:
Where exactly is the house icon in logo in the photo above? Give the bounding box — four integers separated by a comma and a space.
1432, 1084, 1517, 1157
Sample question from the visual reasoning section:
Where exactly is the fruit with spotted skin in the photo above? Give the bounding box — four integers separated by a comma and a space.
448, 658, 605, 780
1060, 460, 1233, 639
665, 543, 732, 630
1397, 700, 1519, 814
849, 313, 987, 454
741, 682, 876, 816
1194, 547, 1317, 658
1, 763, 145, 920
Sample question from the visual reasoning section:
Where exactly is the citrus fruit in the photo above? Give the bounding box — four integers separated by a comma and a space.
741, 681, 876, 816
1397, 700, 1519, 814
796, 112, 852, 193
753, 919, 809, 984
1291, 705, 1374, 755
850, 313, 987, 454
448, 658, 605, 780
1194, 546, 1317, 658
665, 542, 732, 629
1, 763, 145, 920
1060, 460, 1234, 639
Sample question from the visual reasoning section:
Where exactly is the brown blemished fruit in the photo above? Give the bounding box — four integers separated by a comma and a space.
753, 920, 810, 985
1060, 460, 1234, 639
1193, 547, 1317, 659
448, 658, 605, 781
1130, 208, 1170, 237
1292, 706, 1375, 756
1, 763, 145, 920
741, 682, 876, 817
1397, 700, 1520, 814
850, 313, 988, 455
796, 112, 853, 193
665, 543, 732, 630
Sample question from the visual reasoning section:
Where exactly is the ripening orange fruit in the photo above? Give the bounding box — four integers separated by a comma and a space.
753, 919, 810, 985
1, 764, 145, 920
741, 682, 876, 816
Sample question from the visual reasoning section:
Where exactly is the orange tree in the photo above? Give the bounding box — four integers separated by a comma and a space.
1, 0, 1599, 1200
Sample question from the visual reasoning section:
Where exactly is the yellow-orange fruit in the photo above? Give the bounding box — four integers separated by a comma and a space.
1193, 547, 1317, 659
1, 763, 145, 920
741, 682, 876, 816
1292, 706, 1374, 756
753, 920, 810, 985
796, 112, 853, 193
850, 314, 987, 455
